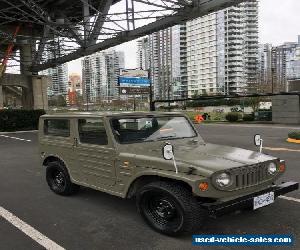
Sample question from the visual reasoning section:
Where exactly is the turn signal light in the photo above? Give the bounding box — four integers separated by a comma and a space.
279, 164, 285, 172
199, 182, 209, 191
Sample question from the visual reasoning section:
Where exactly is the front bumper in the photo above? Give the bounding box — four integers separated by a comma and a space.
201, 181, 299, 217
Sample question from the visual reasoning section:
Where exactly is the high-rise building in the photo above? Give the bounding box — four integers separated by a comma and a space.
43, 39, 69, 97
172, 24, 188, 99
136, 38, 150, 70
258, 36, 300, 92
286, 36, 300, 91
82, 50, 124, 102
45, 65, 69, 96
186, 0, 259, 96
274, 41, 299, 90
148, 28, 172, 100
146, 24, 187, 100
258, 44, 273, 86
68, 73, 82, 94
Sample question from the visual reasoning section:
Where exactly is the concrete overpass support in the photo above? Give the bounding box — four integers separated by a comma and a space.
0, 85, 3, 109
32, 76, 49, 110
20, 44, 34, 109
18, 44, 49, 110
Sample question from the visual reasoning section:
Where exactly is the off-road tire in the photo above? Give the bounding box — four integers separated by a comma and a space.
136, 181, 206, 236
46, 161, 79, 196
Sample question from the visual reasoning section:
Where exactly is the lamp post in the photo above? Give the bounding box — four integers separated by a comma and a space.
271, 67, 275, 94
148, 68, 155, 111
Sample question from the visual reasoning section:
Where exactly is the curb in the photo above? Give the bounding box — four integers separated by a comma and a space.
287, 138, 300, 144
0, 130, 38, 135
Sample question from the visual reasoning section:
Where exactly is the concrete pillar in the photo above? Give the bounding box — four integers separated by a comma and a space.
0, 85, 3, 109
20, 44, 32, 75
20, 44, 34, 109
19, 43, 49, 110
32, 76, 49, 110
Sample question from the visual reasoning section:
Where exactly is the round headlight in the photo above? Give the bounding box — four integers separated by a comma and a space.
215, 173, 231, 187
268, 162, 277, 175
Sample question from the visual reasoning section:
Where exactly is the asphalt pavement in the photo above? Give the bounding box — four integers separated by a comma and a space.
0, 123, 299, 250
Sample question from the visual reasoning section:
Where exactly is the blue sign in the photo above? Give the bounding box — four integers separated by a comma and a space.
118, 77, 150, 86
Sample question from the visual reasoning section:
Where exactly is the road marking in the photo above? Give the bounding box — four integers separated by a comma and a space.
0, 135, 31, 142
279, 196, 300, 203
0, 206, 65, 250
263, 147, 300, 153
201, 123, 300, 129
0, 130, 37, 134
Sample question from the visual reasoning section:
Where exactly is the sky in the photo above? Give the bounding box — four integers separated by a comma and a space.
68, 0, 300, 76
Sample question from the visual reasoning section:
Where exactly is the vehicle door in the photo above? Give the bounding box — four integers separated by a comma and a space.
41, 118, 77, 175
74, 117, 116, 187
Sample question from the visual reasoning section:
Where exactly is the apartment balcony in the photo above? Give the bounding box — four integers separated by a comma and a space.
227, 39, 244, 44
246, 33, 259, 38
227, 45, 243, 50
246, 54, 258, 59
227, 62, 243, 67
244, 16, 258, 21
227, 30, 242, 36
228, 59, 243, 64
227, 34, 244, 39
226, 16, 242, 21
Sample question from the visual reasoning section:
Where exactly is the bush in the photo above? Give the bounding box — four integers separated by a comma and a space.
225, 112, 240, 122
243, 114, 255, 121
0, 109, 45, 132
288, 131, 300, 140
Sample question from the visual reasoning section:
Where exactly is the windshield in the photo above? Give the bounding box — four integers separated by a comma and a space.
111, 116, 197, 144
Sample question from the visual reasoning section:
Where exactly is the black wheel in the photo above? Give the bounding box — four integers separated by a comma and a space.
136, 181, 206, 236
46, 161, 79, 196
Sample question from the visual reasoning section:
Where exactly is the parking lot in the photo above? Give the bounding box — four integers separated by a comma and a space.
0, 123, 300, 250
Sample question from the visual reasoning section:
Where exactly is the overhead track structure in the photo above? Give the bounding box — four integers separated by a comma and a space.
0, 0, 247, 72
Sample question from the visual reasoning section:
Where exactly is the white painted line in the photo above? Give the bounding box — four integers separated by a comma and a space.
0, 130, 38, 135
263, 147, 300, 153
201, 123, 300, 129
0, 206, 65, 250
0, 135, 31, 142
279, 196, 300, 203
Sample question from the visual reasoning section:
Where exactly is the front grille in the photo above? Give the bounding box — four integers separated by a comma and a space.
231, 163, 271, 189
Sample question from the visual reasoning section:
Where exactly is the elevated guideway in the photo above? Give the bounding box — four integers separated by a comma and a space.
0, 0, 247, 109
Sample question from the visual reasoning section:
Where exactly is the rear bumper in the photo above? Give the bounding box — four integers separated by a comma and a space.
201, 181, 299, 217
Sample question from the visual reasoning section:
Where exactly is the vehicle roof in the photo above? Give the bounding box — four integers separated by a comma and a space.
41, 111, 185, 118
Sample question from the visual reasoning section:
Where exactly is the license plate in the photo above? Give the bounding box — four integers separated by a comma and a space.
253, 192, 274, 210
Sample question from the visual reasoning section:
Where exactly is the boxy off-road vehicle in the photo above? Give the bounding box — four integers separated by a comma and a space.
39, 112, 298, 235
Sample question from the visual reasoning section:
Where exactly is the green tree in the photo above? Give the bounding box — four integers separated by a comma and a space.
57, 95, 67, 107
248, 97, 261, 112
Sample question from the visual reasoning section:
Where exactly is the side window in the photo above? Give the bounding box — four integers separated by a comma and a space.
78, 119, 108, 145
44, 119, 70, 137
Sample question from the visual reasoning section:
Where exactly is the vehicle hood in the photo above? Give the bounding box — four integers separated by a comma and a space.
118, 139, 277, 176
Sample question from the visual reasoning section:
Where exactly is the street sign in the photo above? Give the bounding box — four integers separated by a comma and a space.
120, 69, 148, 78
119, 87, 149, 95
118, 77, 150, 86
118, 69, 150, 95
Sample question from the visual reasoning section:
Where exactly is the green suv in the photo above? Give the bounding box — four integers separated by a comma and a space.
39, 112, 298, 235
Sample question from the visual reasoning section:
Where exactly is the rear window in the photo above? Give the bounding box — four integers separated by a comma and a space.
44, 119, 70, 137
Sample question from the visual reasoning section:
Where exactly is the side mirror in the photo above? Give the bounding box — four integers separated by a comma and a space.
254, 134, 263, 153
254, 134, 261, 146
162, 143, 178, 174
163, 143, 174, 160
